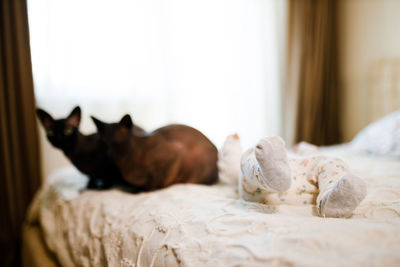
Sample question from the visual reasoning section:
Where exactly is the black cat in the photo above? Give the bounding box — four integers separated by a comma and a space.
36, 106, 145, 189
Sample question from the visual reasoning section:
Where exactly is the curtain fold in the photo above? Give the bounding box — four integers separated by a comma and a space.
285, 0, 341, 146
0, 0, 41, 266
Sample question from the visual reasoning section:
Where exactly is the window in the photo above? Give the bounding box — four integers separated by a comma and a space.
28, 0, 285, 150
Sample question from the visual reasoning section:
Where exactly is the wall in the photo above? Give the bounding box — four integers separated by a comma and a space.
339, 0, 400, 141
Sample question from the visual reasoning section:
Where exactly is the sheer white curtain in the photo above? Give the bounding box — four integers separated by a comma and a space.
28, 0, 285, 176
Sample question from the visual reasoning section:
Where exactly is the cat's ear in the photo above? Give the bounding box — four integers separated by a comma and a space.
66, 106, 81, 128
91, 116, 105, 133
36, 108, 54, 130
119, 114, 133, 129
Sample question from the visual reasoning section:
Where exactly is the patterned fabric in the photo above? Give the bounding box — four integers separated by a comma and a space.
240, 153, 348, 209
351, 109, 400, 157
27, 148, 400, 267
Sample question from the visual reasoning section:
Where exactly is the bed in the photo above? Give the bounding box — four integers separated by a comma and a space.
23, 60, 400, 266
23, 142, 400, 267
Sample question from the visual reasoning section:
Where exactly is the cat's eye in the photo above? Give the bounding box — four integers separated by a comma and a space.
64, 127, 74, 136
46, 129, 54, 137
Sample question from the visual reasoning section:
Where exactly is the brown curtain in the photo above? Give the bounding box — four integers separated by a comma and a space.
285, 0, 341, 146
0, 0, 42, 266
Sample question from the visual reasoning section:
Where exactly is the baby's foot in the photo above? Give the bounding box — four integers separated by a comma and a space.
320, 174, 367, 218
255, 136, 291, 192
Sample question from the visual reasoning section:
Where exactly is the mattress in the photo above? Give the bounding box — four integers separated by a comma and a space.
27, 146, 400, 266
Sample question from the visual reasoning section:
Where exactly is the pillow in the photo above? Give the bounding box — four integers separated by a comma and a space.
350, 110, 400, 157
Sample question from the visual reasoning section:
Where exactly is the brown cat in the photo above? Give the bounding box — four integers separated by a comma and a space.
91, 115, 218, 191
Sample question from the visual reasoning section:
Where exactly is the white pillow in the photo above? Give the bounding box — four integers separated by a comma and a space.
351, 110, 400, 157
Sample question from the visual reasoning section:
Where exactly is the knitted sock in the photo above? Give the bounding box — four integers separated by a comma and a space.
254, 136, 292, 192
319, 173, 367, 218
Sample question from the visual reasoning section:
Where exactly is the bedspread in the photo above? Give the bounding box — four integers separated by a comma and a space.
28, 147, 400, 266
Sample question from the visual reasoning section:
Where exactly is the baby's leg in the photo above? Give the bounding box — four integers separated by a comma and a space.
316, 158, 367, 218
293, 141, 320, 156
240, 137, 291, 201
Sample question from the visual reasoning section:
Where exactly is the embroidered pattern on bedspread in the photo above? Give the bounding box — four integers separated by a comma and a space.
28, 150, 400, 267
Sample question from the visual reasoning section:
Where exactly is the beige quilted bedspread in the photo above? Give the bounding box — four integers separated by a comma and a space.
29, 147, 400, 266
